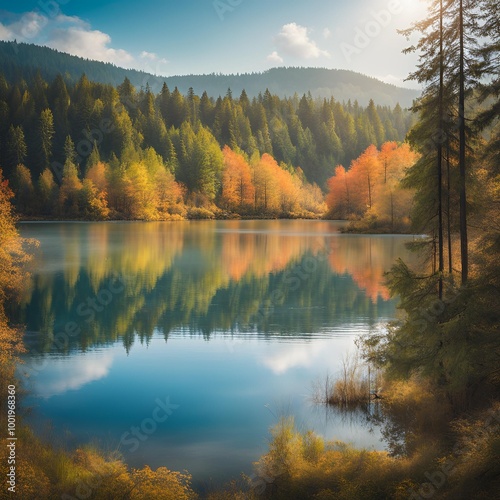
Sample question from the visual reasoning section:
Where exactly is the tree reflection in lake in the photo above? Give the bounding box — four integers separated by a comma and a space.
16, 221, 416, 354
15, 220, 421, 486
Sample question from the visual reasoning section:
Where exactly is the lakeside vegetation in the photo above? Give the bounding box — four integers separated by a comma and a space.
325, 142, 419, 233
0, 0, 498, 499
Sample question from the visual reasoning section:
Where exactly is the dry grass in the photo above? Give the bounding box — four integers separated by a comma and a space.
313, 352, 383, 408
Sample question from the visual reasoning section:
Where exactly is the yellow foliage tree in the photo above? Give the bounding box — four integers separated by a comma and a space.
58, 162, 83, 217
221, 146, 255, 212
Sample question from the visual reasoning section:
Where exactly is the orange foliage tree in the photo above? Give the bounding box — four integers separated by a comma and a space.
253, 153, 281, 213
326, 142, 418, 227
373, 142, 418, 229
326, 166, 352, 219
220, 146, 255, 212
252, 153, 306, 215
349, 144, 382, 211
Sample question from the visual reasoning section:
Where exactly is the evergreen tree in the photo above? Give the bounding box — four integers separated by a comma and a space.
158, 82, 171, 124
37, 108, 55, 176
37, 168, 58, 215
11, 164, 34, 215
5, 125, 27, 177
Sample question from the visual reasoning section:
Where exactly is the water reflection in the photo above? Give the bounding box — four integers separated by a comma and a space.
17, 221, 413, 354
24, 352, 115, 398
16, 221, 419, 485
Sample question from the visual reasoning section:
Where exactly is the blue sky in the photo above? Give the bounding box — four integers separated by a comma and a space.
0, 0, 427, 87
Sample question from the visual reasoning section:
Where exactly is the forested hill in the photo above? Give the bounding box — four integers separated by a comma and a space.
0, 41, 419, 107
0, 68, 414, 189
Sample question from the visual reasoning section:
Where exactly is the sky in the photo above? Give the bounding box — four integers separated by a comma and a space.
0, 0, 428, 88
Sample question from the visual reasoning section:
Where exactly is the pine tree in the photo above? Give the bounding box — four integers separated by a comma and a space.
159, 82, 171, 125
5, 125, 27, 177
168, 87, 187, 128
37, 109, 55, 176
63, 135, 77, 167
11, 164, 34, 215
37, 168, 58, 215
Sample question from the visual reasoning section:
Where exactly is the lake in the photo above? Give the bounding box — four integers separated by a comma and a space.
15, 220, 417, 490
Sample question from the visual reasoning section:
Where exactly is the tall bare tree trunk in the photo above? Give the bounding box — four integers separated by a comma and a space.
437, 0, 445, 298
446, 141, 453, 274
458, 0, 468, 284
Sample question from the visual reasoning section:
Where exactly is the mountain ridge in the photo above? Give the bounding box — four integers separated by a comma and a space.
0, 41, 420, 107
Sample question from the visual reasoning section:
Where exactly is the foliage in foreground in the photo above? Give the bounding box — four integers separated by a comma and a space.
210, 392, 499, 500
0, 433, 197, 500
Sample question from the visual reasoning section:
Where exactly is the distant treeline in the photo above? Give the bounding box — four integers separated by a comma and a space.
0, 71, 414, 218
0, 41, 420, 106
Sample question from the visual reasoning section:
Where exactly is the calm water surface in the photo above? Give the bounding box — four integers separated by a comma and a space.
16, 220, 417, 488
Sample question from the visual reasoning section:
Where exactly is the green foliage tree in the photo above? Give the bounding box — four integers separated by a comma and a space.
37, 168, 59, 215
5, 125, 27, 177
0, 70, 416, 219
37, 108, 55, 176
58, 162, 82, 217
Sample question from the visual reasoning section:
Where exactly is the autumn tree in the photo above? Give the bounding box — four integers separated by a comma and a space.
120, 161, 158, 220
373, 143, 418, 230
155, 167, 186, 219
326, 166, 353, 218
58, 162, 83, 217
326, 142, 418, 227
11, 164, 35, 215
0, 168, 34, 376
253, 153, 280, 213
275, 163, 300, 214
82, 161, 110, 220
349, 144, 382, 211
37, 168, 59, 215
220, 146, 255, 212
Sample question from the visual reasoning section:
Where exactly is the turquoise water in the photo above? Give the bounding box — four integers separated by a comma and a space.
16, 220, 416, 488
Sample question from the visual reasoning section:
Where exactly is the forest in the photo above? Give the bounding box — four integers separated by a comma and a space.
0, 69, 415, 220
0, 0, 498, 498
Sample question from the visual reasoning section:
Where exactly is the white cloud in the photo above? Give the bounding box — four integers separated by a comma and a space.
0, 22, 12, 40
140, 51, 169, 73
323, 28, 332, 40
6, 11, 47, 40
267, 50, 284, 64
0, 11, 168, 73
141, 50, 158, 60
274, 22, 330, 60
54, 14, 88, 27
47, 27, 134, 67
